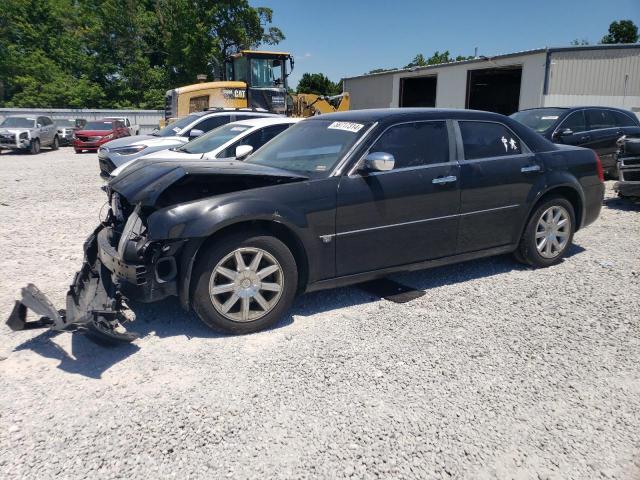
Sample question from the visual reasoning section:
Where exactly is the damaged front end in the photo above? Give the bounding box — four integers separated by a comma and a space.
8, 158, 306, 344
8, 188, 186, 344
615, 137, 640, 199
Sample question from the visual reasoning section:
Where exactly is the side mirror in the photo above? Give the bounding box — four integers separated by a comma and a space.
235, 144, 254, 160
37, 123, 42, 128
189, 129, 204, 139
554, 128, 573, 140
361, 152, 395, 173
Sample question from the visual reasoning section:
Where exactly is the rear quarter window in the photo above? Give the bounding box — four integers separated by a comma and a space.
612, 111, 638, 128
459, 121, 523, 160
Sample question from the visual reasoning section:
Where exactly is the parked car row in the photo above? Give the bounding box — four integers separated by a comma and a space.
0, 115, 140, 155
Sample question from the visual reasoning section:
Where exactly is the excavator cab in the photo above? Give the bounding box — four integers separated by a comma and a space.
224, 51, 294, 114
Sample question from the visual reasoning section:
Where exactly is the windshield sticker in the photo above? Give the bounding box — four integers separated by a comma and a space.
315, 165, 328, 171
541, 115, 559, 120
328, 121, 364, 133
172, 127, 181, 133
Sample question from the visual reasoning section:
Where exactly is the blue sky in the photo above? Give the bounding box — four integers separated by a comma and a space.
251, 0, 639, 88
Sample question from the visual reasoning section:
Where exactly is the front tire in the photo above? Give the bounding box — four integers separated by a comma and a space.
51, 136, 59, 150
29, 139, 40, 154
192, 233, 298, 334
516, 196, 575, 268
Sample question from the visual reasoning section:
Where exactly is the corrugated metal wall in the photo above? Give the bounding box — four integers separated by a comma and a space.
0, 108, 163, 134
343, 73, 396, 110
547, 48, 640, 96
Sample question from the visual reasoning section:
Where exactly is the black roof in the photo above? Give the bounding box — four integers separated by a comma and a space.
308, 108, 512, 124
516, 105, 636, 115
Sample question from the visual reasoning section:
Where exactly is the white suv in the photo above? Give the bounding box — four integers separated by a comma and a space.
110, 117, 300, 177
98, 109, 279, 177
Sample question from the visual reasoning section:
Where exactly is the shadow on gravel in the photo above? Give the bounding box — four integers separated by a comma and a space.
603, 196, 640, 211
14, 330, 140, 379
12, 248, 587, 377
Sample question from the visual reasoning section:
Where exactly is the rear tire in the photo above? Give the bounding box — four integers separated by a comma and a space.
192, 232, 298, 334
29, 139, 40, 155
516, 196, 575, 268
75, 149, 82, 154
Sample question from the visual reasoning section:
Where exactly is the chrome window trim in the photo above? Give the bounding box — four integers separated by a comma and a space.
325, 204, 520, 240
346, 119, 452, 177
457, 119, 532, 161
331, 122, 379, 177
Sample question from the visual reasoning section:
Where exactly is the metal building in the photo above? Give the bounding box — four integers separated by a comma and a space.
342, 44, 640, 117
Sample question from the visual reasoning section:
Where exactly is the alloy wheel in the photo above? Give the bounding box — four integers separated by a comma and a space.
535, 205, 571, 259
208, 247, 284, 322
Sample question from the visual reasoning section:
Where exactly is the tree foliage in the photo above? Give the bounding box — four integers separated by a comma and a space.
0, 0, 284, 108
601, 20, 639, 44
404, 51, 474, 68
296, 73, 341, 96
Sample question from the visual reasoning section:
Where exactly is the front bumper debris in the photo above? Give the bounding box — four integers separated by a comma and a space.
614, 143, 640, 198
7, 227, 139, 344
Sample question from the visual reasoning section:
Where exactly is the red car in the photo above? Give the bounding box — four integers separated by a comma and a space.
73, 119, 130, 153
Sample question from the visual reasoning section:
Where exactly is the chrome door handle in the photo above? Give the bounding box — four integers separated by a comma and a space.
432, 175, 457, 184
520, 165, 541, 173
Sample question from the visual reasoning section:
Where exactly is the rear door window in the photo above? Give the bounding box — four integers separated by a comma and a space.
560, 111, 587, 133
612, 111, 638, 127
586, 109, 617, 130
459, 121, 522, 160
368, 121, 449, 169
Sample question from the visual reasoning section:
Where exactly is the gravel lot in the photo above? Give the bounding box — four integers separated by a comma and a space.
1, 148, 639, 479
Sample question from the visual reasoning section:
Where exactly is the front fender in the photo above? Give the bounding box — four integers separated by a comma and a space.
147, 196, 309, 241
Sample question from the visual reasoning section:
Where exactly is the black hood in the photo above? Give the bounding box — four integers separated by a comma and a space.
109, 157, 308, 207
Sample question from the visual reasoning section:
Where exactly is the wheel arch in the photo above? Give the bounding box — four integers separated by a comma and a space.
521, 183, 585, 239
178, 219, 309, 311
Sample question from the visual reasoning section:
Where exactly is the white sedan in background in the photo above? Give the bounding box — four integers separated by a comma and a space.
110, 117, 300, 177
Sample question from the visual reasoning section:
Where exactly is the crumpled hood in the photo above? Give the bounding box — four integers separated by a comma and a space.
108, 157, 308, 206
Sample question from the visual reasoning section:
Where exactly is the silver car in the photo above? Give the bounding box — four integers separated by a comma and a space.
0, 115, 59, 154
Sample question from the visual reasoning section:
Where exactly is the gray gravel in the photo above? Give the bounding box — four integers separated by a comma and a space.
1, 148, 639, 479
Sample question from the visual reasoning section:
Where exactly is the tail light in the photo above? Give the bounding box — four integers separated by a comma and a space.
594, 152, 604, 183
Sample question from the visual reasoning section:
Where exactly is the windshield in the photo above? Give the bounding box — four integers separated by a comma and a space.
1, 117, 36, 128
510, 108, 566, 133
83, 121, 114, 131
251, 58, 284, 87
246, 120, 371, 175
178, 123, 251, 154
55, 119, 75, 127
153, 114, 199, 137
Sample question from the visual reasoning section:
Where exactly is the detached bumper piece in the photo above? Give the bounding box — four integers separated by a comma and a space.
615, 139, 640, 199
7, 229, 138, 345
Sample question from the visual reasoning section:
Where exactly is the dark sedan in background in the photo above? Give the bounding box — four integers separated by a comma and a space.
510, 106, 640, 178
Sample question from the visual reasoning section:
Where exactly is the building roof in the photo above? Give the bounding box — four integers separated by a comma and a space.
343, 43, 640, 81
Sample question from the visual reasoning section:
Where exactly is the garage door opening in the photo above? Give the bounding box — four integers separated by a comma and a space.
400, 76, 437, 107
466, 67, 522, 115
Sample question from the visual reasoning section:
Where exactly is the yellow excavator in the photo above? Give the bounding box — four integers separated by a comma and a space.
163, 50, 349, 123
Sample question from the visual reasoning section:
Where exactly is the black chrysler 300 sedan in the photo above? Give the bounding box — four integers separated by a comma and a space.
88, 108, 605, 336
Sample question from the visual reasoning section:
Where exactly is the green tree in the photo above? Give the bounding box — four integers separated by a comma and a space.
296, 73, 341, 96
601, 20, 639, 44
404, 51, 473, 69
0, 0, 285, 108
